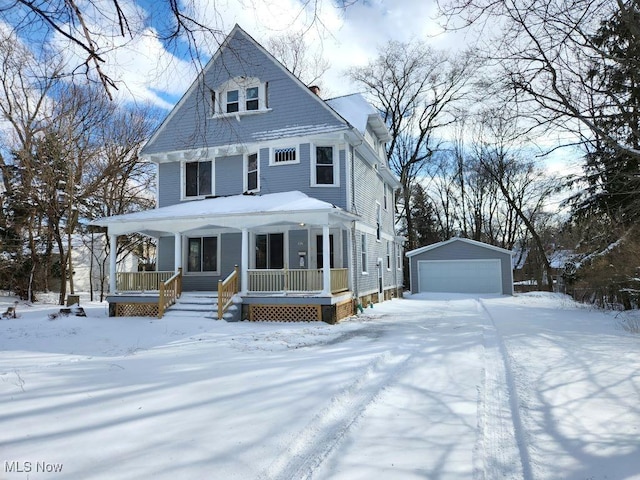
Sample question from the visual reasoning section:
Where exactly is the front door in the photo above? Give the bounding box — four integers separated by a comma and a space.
315, 234, 334, 269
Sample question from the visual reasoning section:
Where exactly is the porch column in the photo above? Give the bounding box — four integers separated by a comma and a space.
322, 224, 331, 295
241, 228, 249, 295
174, 233, 182, 272
109, 234, 117, 293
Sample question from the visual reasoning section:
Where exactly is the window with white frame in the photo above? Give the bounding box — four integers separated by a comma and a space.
376, 203, 382, 241
386, 241, 391, 270
311, 144, 338, 186
185, 160, 212, 198
396, 243, 402, 270
212, 77, 267, 116
361, 234, 368, 273
245, 152, 259, 192
383, 184, 388, 210
187, 236, 219, 273
271, 146, 298, 165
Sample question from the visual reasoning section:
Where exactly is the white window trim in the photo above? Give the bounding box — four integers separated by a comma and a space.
386, 241, 392, 271
375, 202, 382, 242
310, 143, 340, 187
181, 159, 214, 201
269, 145, 300, 166
383, 184, 389, 211
211, 77, 269, 117
184, 235, 221, 275
244, 151, 260, 193
361, 233, 368, 274
396, 243, 402, 270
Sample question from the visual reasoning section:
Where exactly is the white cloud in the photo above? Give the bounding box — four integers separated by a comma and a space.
34, 0, 466, 106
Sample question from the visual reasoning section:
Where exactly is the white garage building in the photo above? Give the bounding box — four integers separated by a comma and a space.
406, 238, 514, 295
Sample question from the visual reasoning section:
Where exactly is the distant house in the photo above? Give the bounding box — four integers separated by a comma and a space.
406, 238, 514, 295
93, 25, 404, 322
512, 246, 576, 292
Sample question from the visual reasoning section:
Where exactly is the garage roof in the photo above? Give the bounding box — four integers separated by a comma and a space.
406, 237, 514, 257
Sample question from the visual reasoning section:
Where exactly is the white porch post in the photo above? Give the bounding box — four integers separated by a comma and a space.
174, 233, 182, 272
109, 234, 117, 293
322, 224, 331, 295
241, 228, 249, 295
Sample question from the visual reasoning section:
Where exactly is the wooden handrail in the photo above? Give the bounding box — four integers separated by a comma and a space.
218, 265, 239, 320
158, 268, 182, 318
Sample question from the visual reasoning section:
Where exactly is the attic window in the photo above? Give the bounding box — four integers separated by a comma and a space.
213, 77, 267, 116
226, 90, 239, 113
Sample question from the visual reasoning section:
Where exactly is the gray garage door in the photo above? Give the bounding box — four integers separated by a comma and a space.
417, 259, 502, 294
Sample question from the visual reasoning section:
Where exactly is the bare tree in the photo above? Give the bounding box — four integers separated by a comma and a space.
438, 0, 640, 158
349, 40, 481, 249
267, 30, 330, 88
2, 0, 359, 98
471, 109, 559, 290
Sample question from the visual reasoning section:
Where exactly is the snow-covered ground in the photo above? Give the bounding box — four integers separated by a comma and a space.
1, 292, 639, 480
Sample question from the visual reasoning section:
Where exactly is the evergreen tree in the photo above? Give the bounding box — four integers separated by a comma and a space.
579, 0, 640, 225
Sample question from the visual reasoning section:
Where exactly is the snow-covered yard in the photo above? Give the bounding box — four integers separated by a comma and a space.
1, 293, 639, 480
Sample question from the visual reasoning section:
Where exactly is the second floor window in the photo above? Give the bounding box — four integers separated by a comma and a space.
185, 160, 212, 197
376, 203, 382, 241
271, 146, 298, 165
246, 153, 259, 192
312, 144, 338, 186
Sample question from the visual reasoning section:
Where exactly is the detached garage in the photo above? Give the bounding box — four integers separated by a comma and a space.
406, 238, 514, 295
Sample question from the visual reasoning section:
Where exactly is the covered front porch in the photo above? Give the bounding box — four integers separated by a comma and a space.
93, 192, 358, 321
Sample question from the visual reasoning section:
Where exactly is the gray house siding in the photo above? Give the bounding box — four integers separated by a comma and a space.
158, 163, 181, 207
408, 240, 513, 295
142, 30, 347, 156
215, 155, 243, 196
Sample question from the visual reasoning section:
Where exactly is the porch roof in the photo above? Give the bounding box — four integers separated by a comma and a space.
92, 191, 358, 236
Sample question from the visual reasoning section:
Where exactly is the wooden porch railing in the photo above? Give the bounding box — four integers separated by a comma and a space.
218, 265, 239, 320
116, 271, 174, 292
158, 268, 182, 318
248, 268, 348, 293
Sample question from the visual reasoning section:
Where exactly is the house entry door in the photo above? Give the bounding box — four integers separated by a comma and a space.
255, 233, 284, 269
315, 234, 334, 269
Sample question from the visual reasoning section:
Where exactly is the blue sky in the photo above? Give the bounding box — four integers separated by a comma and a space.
5, 0, 456, 109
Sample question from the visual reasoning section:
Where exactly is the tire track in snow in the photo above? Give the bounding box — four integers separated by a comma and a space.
476, 299, 533, 480
256, 349, 414, 480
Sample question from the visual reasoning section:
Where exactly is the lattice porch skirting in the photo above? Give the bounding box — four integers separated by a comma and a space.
114, 303, 159, 318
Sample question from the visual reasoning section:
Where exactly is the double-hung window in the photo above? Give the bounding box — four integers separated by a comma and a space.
361, 234, 368, 273
246, 87, 259, 110
246, 152, 259, 192
213, 77, 267, 116
185, 160, 212, 197
187, 236, 218, 273
311, 144, 338, 186
376, 203, 382, 241
226, 90, 239, 113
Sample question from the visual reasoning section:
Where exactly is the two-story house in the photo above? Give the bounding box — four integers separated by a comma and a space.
94, 25, 403, 322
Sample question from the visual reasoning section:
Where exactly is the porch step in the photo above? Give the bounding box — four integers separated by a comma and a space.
164, 292, 218, 319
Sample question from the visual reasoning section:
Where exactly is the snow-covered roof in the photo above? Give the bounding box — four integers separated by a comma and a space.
92, 191, 358, 236
326, 94, 392, 142
406, 237, 514, 257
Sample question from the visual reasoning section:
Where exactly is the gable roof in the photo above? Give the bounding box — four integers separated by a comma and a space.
406, 237, 514, 257
141, 25, 354, 156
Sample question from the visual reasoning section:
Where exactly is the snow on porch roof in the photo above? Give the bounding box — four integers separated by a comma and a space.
92, 191, 357, 235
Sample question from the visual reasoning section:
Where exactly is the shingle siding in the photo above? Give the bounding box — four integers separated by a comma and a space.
143, 30, 347, 155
